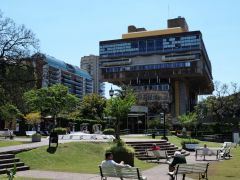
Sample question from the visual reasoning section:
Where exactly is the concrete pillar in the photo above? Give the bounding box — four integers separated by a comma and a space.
179, 81, 189, 115
175, 81, 180, 117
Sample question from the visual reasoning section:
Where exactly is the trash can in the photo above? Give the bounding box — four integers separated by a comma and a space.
152, 133, 156, 139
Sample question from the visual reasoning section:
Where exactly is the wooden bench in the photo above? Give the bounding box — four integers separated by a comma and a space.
169, 163, 209, 180
99, 165, 147, 180
146, 149, 171, 163
195, 148, 220, 160
0, 130, 15, 139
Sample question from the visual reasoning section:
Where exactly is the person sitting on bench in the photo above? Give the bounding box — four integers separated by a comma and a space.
150, 143, 160, 151
101, 152, 131, 168
168, 151, 187, 179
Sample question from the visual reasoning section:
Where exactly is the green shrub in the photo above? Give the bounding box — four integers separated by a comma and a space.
103, 128, 115, 135
54, 127, 67, 135
32, 133, 41, 138
106, 139, 134, 154
181, 139, 199, 148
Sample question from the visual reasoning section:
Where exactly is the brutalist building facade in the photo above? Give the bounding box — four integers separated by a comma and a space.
99, 17, 213, 119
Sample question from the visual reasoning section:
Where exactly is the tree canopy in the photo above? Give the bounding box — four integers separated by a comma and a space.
80, 93, 106, 120
0, 103, 22, 129
105, 88, 136, 139
24, 84, 79, 126
0, 11, 39, 110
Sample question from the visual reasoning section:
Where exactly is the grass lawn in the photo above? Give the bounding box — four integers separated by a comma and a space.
16, 142, 156, 174
189, 148, 240, 180
122, 135, 222, 148
0, 140, 30, 147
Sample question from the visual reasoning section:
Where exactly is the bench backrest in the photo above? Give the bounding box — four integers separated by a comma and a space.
196, 148, 218, 155
0, 131, 10, 136
99, 166, 142, 179
176, 163, 209, 175
26, 131, 36, 136
153, 150, 168, 158
146, 150, 168, 158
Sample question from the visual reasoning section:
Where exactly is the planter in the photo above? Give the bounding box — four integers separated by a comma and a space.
113, 151, 134, 167
185, 143, 199, 150
32, 135, 41, 142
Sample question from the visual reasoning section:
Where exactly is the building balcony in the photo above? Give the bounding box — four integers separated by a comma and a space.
62, 73, 72, 79
137, 91, 171, 103
132, 84, 169, 92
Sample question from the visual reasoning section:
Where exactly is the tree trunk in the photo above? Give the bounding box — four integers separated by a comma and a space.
54, 115, 57, 128
115, 118, 120, 140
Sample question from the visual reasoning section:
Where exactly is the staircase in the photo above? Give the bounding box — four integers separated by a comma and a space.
0, 154, 29, 174
126, 140, 190, 161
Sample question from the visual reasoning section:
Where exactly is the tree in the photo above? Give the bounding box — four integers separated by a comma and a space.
195, 82, 240, 134
0, 103, 22, 129
178, 112, 198, 136
24, 84, 79, 127
105, 89, 136, 139
80, 93, 106, 120
24, 112, 41, 130
0, 11, 39, 111
0, 11, 39, 67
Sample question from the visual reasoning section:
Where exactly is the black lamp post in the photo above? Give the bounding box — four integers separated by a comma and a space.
161, 103, 170, 141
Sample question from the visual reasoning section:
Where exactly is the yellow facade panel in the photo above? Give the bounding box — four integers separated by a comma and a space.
122, 27, 185, 39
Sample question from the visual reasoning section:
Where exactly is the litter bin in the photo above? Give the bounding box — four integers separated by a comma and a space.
152, 133, 156, 139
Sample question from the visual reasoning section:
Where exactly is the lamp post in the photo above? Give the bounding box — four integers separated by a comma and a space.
109, 85, 114, 135
161, 103, 170, 141
160, 112, 165, 137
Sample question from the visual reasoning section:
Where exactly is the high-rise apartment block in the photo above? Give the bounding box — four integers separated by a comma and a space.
32, 53, 93, 99
80, 55, 105, 96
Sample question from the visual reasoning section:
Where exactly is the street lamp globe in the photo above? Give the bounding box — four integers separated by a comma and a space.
109, 86, 114, 97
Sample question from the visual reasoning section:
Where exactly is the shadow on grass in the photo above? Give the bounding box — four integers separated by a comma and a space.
47, 147, 57, 154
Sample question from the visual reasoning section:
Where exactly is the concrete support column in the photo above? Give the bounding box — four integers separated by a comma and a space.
179, 81, 189, 115
175, 81, 180, 117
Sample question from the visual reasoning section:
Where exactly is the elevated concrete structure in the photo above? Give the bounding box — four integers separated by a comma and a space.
99, 17, 213, 128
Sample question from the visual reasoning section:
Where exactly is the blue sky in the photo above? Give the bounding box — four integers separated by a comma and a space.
1, 0, 240, 97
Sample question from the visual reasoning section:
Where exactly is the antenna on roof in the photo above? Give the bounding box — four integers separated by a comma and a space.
168, 4, 170, 18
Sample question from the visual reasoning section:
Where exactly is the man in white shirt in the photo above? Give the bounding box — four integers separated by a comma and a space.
101, 152, 131, 168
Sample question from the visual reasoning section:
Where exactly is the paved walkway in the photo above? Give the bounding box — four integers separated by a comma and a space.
16, 152, 217, 180
1, 137, 220, 179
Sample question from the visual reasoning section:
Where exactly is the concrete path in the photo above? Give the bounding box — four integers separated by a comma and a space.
16, 164, 194, 180
15, 151, 221, 180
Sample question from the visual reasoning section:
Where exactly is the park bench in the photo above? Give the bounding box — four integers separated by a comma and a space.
25, 131, 36, 136
99, 165, 147, 180
146, 149, 171, 163
195, 148, 220, 160
168, 163, 209, 180
0, 130, 15, 139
